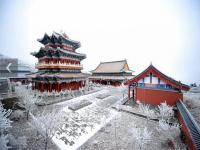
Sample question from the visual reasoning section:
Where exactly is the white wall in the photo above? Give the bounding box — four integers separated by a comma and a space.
144, 76, 150, 83
152, 76, 158, 84
137, 74, 166, 85
160, 80, 166, 84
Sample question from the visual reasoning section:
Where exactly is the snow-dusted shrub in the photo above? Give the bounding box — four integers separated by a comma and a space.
157, 119, 180, 147
0, 103, 12, 150
0, 103, 12, 133
158, 101, 174, 120
15, 87, 37, 120
138, 102, 156, 119
30, 110, 66, 150
10, 110, 25, 121
132, 127, 152, 149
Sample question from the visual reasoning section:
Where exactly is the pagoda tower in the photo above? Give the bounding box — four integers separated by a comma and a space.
30, 32, 87, 92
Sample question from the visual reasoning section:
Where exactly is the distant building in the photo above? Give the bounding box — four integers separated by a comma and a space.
125, 64, 190, 106
29, 32, 87, 92
0, 78, 10, 95
90, 60, 134, 86
0, 53, 33, 84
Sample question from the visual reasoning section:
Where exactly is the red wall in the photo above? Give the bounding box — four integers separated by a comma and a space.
136, 87, 183, 106
177, 111, 196, 150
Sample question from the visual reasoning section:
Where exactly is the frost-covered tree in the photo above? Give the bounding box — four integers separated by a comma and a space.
158, 101, 174, 120
157, 119, 180, 148
156, 102, 180, 148
132, 127, 152, 150
30, 110, 66, 150
0, 102, 12, 150
15, 87, 37, 120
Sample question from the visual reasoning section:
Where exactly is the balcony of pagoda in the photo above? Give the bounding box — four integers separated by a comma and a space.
35, 62, 83, 70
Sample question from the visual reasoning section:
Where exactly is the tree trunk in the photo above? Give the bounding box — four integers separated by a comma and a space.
45, 130, 48, 150
45, 138, 48, 150
26, 110, 29, 120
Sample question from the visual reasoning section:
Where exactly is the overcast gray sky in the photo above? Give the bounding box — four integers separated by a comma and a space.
0, 0, 200, 84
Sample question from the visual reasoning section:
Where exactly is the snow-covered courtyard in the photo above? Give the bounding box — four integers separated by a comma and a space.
5, 84, 189, 150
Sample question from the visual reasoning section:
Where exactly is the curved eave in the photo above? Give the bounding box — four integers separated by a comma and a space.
60, 36, 81, 49
31, 48, 86, 60
37, 33, 52, 45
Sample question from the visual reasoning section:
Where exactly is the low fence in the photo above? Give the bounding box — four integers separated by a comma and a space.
176, 100, 200, 150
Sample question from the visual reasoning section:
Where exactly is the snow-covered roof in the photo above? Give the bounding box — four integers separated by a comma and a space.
89, 75, 133, 81
92, 60, 132, 73
31, 47, 86, 60
37, 32, 81, 49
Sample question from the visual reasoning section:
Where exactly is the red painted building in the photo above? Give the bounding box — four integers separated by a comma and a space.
125, 64, 190, 106
28, 32, 87, 92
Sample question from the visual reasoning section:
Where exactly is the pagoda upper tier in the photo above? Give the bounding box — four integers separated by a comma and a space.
38, 32, 81, 50
31, 46, 86, 60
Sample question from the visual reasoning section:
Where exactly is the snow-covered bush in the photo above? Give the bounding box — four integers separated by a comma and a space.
132, 127, 152, 149
158, 101, 174, 120
10, 110, 25, 121
0, 102, 12, 150
15, 87, 37, 120
138, 101, 156, 119
30, 110, 66, 150
0, 103, 12, 133
157, 119, 180, 148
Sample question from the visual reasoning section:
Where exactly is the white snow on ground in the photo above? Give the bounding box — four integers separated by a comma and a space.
51, 86, 127, 150
79, 111, 185, 150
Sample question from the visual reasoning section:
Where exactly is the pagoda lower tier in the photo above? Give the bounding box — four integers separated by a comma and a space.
28, 72, 87, 92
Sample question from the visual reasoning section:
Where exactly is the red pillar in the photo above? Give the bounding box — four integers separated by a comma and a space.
41, 83, 44, 92
128, 85, 130, 100
38, 83, 40, 91
50, 83, 52, 92
47, 83, 49, 92
57, 83, 60, 91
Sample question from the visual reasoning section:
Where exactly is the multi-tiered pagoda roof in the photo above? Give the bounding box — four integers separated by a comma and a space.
29, 32, 87, 92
